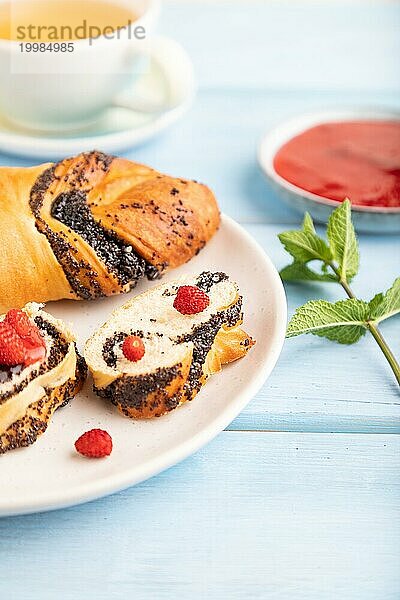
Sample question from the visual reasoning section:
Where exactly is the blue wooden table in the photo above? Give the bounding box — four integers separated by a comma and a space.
1, 2, 400, 598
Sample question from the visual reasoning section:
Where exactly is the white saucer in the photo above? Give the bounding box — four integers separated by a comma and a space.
0, 37, 195, 160
0, 215, 287, 516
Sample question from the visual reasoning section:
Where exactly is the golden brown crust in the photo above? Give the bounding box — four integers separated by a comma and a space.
0, 356, 86, 454
92, 170, 220, 269
211, 325, 255, 367
0, 164, 75, 312
0, 151, 220, 312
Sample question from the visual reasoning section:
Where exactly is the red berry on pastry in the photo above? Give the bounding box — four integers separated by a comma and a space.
74, 429, 113, 458
5, 308, 46, 349
0, 322, 27, 366
173, 285, 210, 315
6, 309, 35, 337
0, 309, 46, 366
122, 335, 145, 362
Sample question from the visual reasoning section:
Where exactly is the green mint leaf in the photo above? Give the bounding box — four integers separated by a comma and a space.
327, 199, 359, 282
369, 277, 400, 323
278, 229, 332, 264
286, 298, 369, 344
302, 212, 316, 234
280, 261, 338, 282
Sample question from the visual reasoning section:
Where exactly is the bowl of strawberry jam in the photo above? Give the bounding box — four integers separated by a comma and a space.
258, 109, 400, 233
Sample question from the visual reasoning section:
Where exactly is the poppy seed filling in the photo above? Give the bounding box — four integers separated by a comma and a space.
95, 365, 180, 413
195, 271, 228, 293
51, 190, 146, 286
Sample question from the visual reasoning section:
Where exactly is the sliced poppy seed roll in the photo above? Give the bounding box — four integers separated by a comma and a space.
84, 271, 255, 419
0, 303, 86, 454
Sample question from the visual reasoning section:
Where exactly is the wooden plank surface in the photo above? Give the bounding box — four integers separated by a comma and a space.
162, 0, 400, 93
1, 432, 399, 600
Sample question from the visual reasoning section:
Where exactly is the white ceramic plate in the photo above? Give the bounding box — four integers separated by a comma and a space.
0, 36, 195, 160
0, 215, 287, 516
258, 108, 400, 233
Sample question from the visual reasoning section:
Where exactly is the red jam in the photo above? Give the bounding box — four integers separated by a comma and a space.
273, 120, 400, 208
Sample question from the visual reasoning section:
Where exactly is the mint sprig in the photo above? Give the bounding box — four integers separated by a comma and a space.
279, 262, 337, 283
286, 298, 369, 344
369, 278, 400, 323
278, 215, 333, 265
327, 199, 359, 283
279, 200, 400, 387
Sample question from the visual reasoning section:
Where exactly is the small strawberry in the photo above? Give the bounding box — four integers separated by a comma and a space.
173, 285, 210, 315
0, 322, 26, 366
24, 344, 46, 366
5, 309, 45, 348
0, 309, 47, 367
122, 335, 145, 362
74, 429, 113, 458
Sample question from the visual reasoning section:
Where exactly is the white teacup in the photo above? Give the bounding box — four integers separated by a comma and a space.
0, 0, 182, 132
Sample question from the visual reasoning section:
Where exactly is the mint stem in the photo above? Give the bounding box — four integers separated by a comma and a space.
366, 322, 400, 386
338, 278, 355, 300
329, 262, 400, 387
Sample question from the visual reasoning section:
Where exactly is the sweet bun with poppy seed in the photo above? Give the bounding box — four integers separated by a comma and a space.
0, 303, 86, 454
0, 151, 220, 312
84, 271, 255, 419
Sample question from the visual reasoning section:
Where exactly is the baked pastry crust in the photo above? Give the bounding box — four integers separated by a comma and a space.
0, 151, 220, 312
